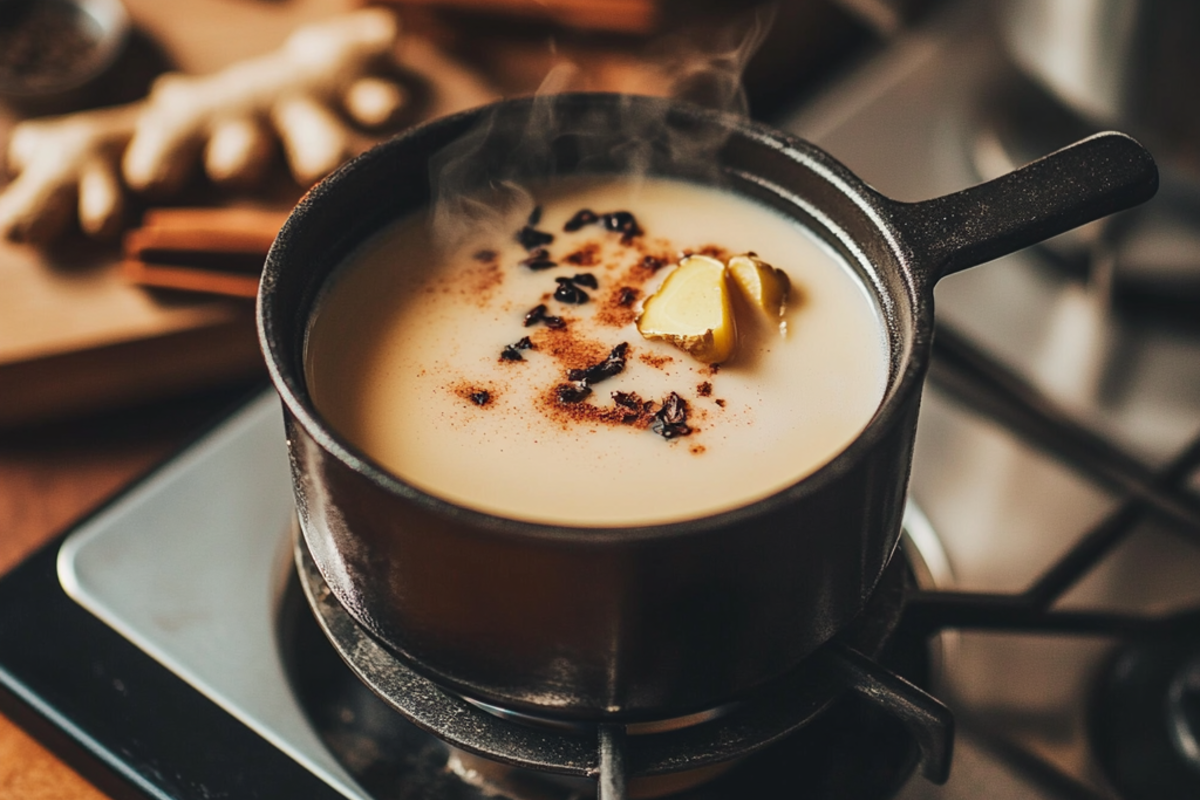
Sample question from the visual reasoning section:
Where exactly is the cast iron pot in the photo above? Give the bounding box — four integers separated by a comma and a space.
259, 93, 1156, 722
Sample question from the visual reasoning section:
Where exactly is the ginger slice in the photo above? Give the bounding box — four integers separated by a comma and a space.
728, 253, 790, 318
636, 254, 736, 364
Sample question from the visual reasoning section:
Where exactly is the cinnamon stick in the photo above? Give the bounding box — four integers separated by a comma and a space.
122, 207, 290, 298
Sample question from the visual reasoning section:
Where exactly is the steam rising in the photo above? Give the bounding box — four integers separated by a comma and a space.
428, 6, 774, 252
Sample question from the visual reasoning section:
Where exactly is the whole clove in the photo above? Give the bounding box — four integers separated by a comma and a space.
651, 392, 692, 439
612, 390, 648, 423
519, 247, 557, 270
556, 383, 592, 404
562, 208, 641, 242
524, 304, 548, 327
523, 305, 566, 329
500, 336, 536, 361
516, 225, 554, 251
602, 211, 641, 242
567, 342, 628, 384
554, 276, 589, 304
564, 209, 598, 232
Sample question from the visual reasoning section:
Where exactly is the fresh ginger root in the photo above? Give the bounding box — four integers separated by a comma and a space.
0, 8, 406, 243
0, 104, 141, 243
124, 8, 404, 195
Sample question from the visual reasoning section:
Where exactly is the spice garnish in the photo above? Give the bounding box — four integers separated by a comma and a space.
565, 245, 599, 266
470, 390, 491, 406
528, 205, 543, 226
567, 342, 628, 384
562, 208, 642, 243
556, 383, 592, 403
519, 247, 557, 270
523, 304, 548, 326
525, 303, 567, 329
640, 255, 665, 271
612, 390, 642, 409
570, 272, 598, 289
651, 392, 692, 439
517, 226, 554, 251
473, 249, 497, 262
617, 287, 637, 306
500, 336, 536, 362
696, 381, 713, 397
564, 209, 598, 231
602, 211, 641, 242
554, 276, 589, 304
611, 390, 649, 423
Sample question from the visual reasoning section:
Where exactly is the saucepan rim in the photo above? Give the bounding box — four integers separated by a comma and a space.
258, 92, 935, 543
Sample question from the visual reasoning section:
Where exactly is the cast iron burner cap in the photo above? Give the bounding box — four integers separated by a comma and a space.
1090, 614, 1200, 800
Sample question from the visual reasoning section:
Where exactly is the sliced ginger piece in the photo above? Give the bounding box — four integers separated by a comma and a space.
636, 254, 737, 364
728, 253, 790, 318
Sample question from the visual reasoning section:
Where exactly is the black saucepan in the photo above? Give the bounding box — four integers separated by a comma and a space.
258, 93, 1156, 722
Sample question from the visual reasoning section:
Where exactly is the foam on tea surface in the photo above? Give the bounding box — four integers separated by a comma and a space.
305, 177, 888, 526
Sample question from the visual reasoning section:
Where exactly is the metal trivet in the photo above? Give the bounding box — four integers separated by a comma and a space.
292, 528, 953, 800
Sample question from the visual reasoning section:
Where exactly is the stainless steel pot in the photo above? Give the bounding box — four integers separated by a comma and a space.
258, 94, 1156, 722
1000, 0, 1200, 176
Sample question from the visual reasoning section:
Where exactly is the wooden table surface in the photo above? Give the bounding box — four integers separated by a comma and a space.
0, 384, 264, 799
0, 428, 171, 800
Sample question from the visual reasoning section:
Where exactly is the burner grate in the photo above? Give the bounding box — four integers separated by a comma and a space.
906, 321, 1200, 800
294, 528, 952, 799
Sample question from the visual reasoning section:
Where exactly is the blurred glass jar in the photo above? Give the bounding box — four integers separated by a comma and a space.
999, 0, 1200, 177
0, 0, 129, 111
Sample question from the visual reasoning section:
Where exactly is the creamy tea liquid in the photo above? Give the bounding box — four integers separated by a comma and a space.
305, 177, 889, 526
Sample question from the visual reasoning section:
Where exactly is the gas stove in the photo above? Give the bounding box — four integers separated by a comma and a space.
3, 1, 1200, 798
8, 390, 948, 800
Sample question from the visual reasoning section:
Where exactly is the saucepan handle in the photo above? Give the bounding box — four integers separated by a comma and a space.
885, 132, 1158, 287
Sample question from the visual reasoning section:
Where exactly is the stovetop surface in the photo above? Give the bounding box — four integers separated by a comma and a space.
3, 1, 1200, 798
56, 392, 362, 798
783, 3, 1200, 798
45, 389, 936, 800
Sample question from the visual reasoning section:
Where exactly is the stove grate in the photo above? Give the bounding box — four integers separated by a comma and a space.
908, 321, 1200, 800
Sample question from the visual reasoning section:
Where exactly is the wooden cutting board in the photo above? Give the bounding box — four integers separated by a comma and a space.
0, 0, 498, 429
0, 229, 263, 427
0, 89, 265, 428
0, 0, 845, 429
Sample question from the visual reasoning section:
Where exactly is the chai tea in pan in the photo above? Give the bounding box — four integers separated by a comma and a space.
305, 176, 889, 526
